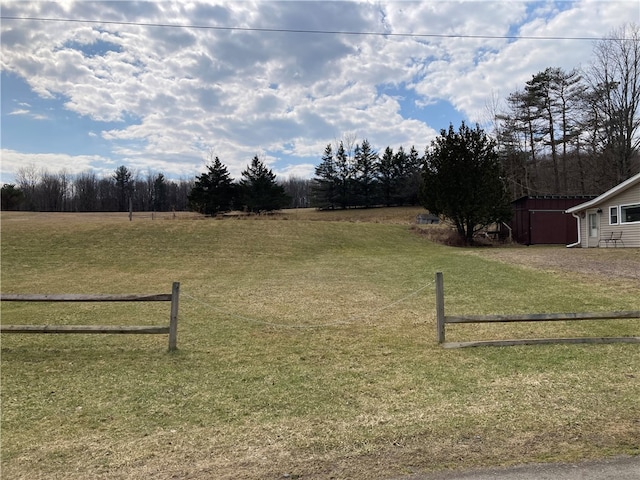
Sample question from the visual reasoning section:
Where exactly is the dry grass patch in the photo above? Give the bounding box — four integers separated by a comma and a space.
1, 210, 639, 479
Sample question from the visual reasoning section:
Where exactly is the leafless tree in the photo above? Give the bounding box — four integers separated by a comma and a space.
585, 23, 640, 183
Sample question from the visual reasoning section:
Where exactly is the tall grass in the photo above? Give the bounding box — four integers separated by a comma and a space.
1, 210, 638, 479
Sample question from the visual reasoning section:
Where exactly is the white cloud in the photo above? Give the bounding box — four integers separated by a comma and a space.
8, 108, 48, 120
275, 162, 317, 180
0, 149, 112, 184
1, 1, 637, 181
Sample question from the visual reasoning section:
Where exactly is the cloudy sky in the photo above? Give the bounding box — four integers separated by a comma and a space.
1, 1, 638, 184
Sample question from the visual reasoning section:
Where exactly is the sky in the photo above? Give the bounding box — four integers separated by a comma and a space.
1, 1, 639, 185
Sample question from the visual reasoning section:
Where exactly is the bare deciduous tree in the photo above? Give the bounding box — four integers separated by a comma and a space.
586, 23, 640, 183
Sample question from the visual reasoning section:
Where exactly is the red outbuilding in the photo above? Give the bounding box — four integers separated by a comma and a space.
510, 195, 596, 245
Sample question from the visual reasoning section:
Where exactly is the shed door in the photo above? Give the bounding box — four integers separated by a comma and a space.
588, 212, 599, 247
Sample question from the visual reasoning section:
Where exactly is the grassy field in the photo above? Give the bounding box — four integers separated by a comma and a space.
1, 208, 639, 479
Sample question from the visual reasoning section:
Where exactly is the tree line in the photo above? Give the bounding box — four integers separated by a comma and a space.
0, 159, 308, 213
493, 23, 640, 197
1, 165, 194, 212
311, 138, 422, 209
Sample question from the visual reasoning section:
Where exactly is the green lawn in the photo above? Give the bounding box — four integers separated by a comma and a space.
1, 209, 638, 479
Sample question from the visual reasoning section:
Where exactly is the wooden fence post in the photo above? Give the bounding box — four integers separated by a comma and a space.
435, 272, 445, 344
168, 282, 180, 351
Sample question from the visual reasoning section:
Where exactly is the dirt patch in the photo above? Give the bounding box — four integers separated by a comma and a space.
469, 246, 640, 282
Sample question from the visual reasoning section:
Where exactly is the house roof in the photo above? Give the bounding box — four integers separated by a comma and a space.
513, 195, 596, 203
565, 172, 640, 214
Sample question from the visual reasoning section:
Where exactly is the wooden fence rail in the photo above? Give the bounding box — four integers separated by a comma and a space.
434, 272, 640, 348
0, 282, 180, 351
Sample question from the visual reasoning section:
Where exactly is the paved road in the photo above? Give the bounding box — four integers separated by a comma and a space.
392, 456, 640, 480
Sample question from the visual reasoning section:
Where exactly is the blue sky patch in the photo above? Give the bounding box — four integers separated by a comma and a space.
61, 38, 123, 58
377, 83, 466, 132
2, 72, 120, 157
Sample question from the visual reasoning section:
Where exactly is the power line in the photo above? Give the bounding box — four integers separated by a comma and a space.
0, 16, 626, 42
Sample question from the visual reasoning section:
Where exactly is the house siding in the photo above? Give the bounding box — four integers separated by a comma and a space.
603, 188, 640, 247
577, 185, 640, 248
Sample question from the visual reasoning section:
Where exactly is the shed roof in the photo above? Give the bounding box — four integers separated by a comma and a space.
565, 172, 640, 214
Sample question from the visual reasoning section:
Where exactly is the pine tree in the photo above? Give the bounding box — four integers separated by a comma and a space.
239, 156, 290, 213
421, 122, 511, 245
153, 173, 169, 211
113, 165, 133, 212
334, 141, 353, 209
353, 139, 379, 207
1, 184, 24, 210
188, 157, 235, 216
312, 143, 339, 209
526, 68, 562, 192
377, 146, 395, 206
397, 145, 423, 205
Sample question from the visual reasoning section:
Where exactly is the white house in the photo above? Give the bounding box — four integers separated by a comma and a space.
565, 172, 640, 248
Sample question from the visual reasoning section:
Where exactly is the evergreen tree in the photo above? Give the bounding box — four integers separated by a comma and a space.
334, 141, 353, 209
1, 184, 24, 210
311, 143, 339, 209
188, 157, 235, 216
399, 145, 423, 205
113, 165, 133, 212
353, 139, 379, 207
153, 173, 169, 211
377, 146, 396, 206
420, 122, 512, 245
239, 156, 290, 213
525, 68, 564, 191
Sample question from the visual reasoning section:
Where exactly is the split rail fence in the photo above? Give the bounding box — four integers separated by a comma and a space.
0, 282, 180, 351
435, 272, 640, 348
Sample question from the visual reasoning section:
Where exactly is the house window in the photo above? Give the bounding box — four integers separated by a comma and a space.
621, 203, 640, 223
610, 206, 618, 225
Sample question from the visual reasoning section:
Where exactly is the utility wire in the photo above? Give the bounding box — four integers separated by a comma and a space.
0, 16, 627, 42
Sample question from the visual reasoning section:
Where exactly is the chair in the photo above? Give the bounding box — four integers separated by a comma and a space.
610, 231, 624, 247
599, 232, 613, 247
601, 231, 624, 247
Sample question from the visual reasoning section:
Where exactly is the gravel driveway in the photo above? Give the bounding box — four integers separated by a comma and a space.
469, 246, 640, 282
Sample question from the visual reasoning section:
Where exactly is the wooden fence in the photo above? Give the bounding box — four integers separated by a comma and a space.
435, 272, 640, 348
0, 282, 180, 351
